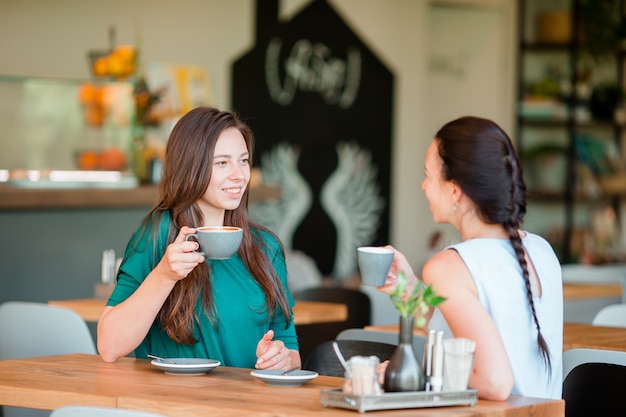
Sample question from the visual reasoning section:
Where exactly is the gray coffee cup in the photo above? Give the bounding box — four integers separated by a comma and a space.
357, 246, 394, 286
185, 226, 243, 260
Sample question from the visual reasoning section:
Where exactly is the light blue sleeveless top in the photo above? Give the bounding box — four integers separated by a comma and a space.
428, 232, 563, 399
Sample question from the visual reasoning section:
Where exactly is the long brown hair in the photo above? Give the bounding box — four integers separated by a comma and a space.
435, 116, 551, 372
139, 107, 291, 344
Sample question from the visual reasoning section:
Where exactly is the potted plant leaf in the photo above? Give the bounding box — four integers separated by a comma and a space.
384, 271, 446, 392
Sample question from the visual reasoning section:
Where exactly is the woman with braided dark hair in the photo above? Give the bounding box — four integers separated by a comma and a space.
377, 116, 563, 400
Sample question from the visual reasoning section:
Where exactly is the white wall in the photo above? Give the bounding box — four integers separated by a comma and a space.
0, 0, 516, 271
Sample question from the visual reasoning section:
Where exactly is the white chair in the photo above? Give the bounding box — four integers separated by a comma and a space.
0, 301, 96, 359
0, 301, 97, 417
50, 406, 166, 417
592, 304, 626, 327
562, 348, 626, 382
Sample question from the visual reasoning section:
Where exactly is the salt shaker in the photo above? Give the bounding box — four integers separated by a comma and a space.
423, 329, 436, 390
430, 330, 444, 392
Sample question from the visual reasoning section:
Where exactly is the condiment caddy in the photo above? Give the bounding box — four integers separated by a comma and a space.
319, 388, 478, 413
320, 333, 478, 412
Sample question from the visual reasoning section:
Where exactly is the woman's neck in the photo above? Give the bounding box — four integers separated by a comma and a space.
197, 204, 225, 227
458, 218, 508, 241
451, 199, 510, 241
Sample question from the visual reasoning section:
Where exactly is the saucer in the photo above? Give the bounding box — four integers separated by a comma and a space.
250, 369, 319, 387
151, 358, 220, 376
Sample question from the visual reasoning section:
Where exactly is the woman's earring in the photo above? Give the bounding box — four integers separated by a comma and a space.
452, 203, 458, 212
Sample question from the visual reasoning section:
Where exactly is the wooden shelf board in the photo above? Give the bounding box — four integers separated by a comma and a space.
0, 184, 281, 210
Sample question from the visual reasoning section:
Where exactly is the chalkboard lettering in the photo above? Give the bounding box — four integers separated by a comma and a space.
265, 37, 361, 108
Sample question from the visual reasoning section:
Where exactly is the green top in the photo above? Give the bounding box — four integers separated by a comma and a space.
107, 211, 298, 368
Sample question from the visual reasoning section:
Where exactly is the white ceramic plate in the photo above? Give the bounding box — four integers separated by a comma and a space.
250, 369, 319, 387
151, 358, 221, 376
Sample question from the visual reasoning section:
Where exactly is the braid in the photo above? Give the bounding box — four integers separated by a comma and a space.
504, 193, 552, 370
505, 149, 551, 373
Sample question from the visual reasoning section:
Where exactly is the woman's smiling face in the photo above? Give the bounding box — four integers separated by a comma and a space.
199, 127, 250, 222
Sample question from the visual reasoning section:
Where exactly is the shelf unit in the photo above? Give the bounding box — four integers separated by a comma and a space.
516, 0, 626, 263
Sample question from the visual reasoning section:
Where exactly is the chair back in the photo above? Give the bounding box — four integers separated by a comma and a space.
592, 304, 626, 327
0, 301, 96, 360
51, 406, 166, 417
562, 348, 626, 381
0, 301, 97, 417
303, 339, 396, 377
563, 360, 626, 417
337, 328, 426, 363
293, 287, 372, 362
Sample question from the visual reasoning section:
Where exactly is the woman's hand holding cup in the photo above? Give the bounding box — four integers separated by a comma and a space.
156, 226, 206, 281
375, 245, 418, 300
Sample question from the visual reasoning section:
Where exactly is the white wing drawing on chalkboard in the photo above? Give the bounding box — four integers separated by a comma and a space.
320, 142, 385, 281
249, 142, 312, 250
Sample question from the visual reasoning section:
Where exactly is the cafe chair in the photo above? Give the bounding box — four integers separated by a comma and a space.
51, 406, 167, 417
0, 301, 97, 417
303, 339, 396, 377
337, 328, 426, 363
562, 348, 626, 381
562, 349, 626, 417
0, 301, 96, 359
592, 304, 626, 328
293, 287, 372, 363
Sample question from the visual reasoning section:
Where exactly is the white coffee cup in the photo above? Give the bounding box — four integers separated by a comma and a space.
357, 246, 394, 286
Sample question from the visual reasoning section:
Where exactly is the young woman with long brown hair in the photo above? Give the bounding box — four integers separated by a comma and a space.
98, 107, 300, 371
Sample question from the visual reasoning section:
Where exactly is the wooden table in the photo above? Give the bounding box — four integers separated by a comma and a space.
563, 322, 626, 352
0, 353, 564, 416
48, 298, 348, 326
562, 282, 622, 301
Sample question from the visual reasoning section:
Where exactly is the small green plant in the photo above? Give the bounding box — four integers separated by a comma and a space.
389, 271, 446, 328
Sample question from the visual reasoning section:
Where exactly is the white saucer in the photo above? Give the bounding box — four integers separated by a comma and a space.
250, 369, 319, 387
151, 358, 220, 376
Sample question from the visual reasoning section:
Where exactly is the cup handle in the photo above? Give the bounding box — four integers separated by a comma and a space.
184, 233, 205, 257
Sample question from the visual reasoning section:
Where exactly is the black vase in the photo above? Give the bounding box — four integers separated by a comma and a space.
383, 315, 425, 392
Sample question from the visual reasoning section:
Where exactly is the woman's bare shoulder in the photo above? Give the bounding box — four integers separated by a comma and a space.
423, 248, 463, 277
422, 248, 473, 293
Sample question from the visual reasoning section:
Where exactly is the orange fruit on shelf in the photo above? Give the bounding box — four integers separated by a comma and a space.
93, 57, 109, 77
77, 150, 101, 170
78, 83, 97, 104
99, 147, 128, 171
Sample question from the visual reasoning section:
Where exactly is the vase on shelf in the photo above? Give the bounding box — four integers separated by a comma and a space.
383, 315, 425, 392
130, 125, 149, 183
